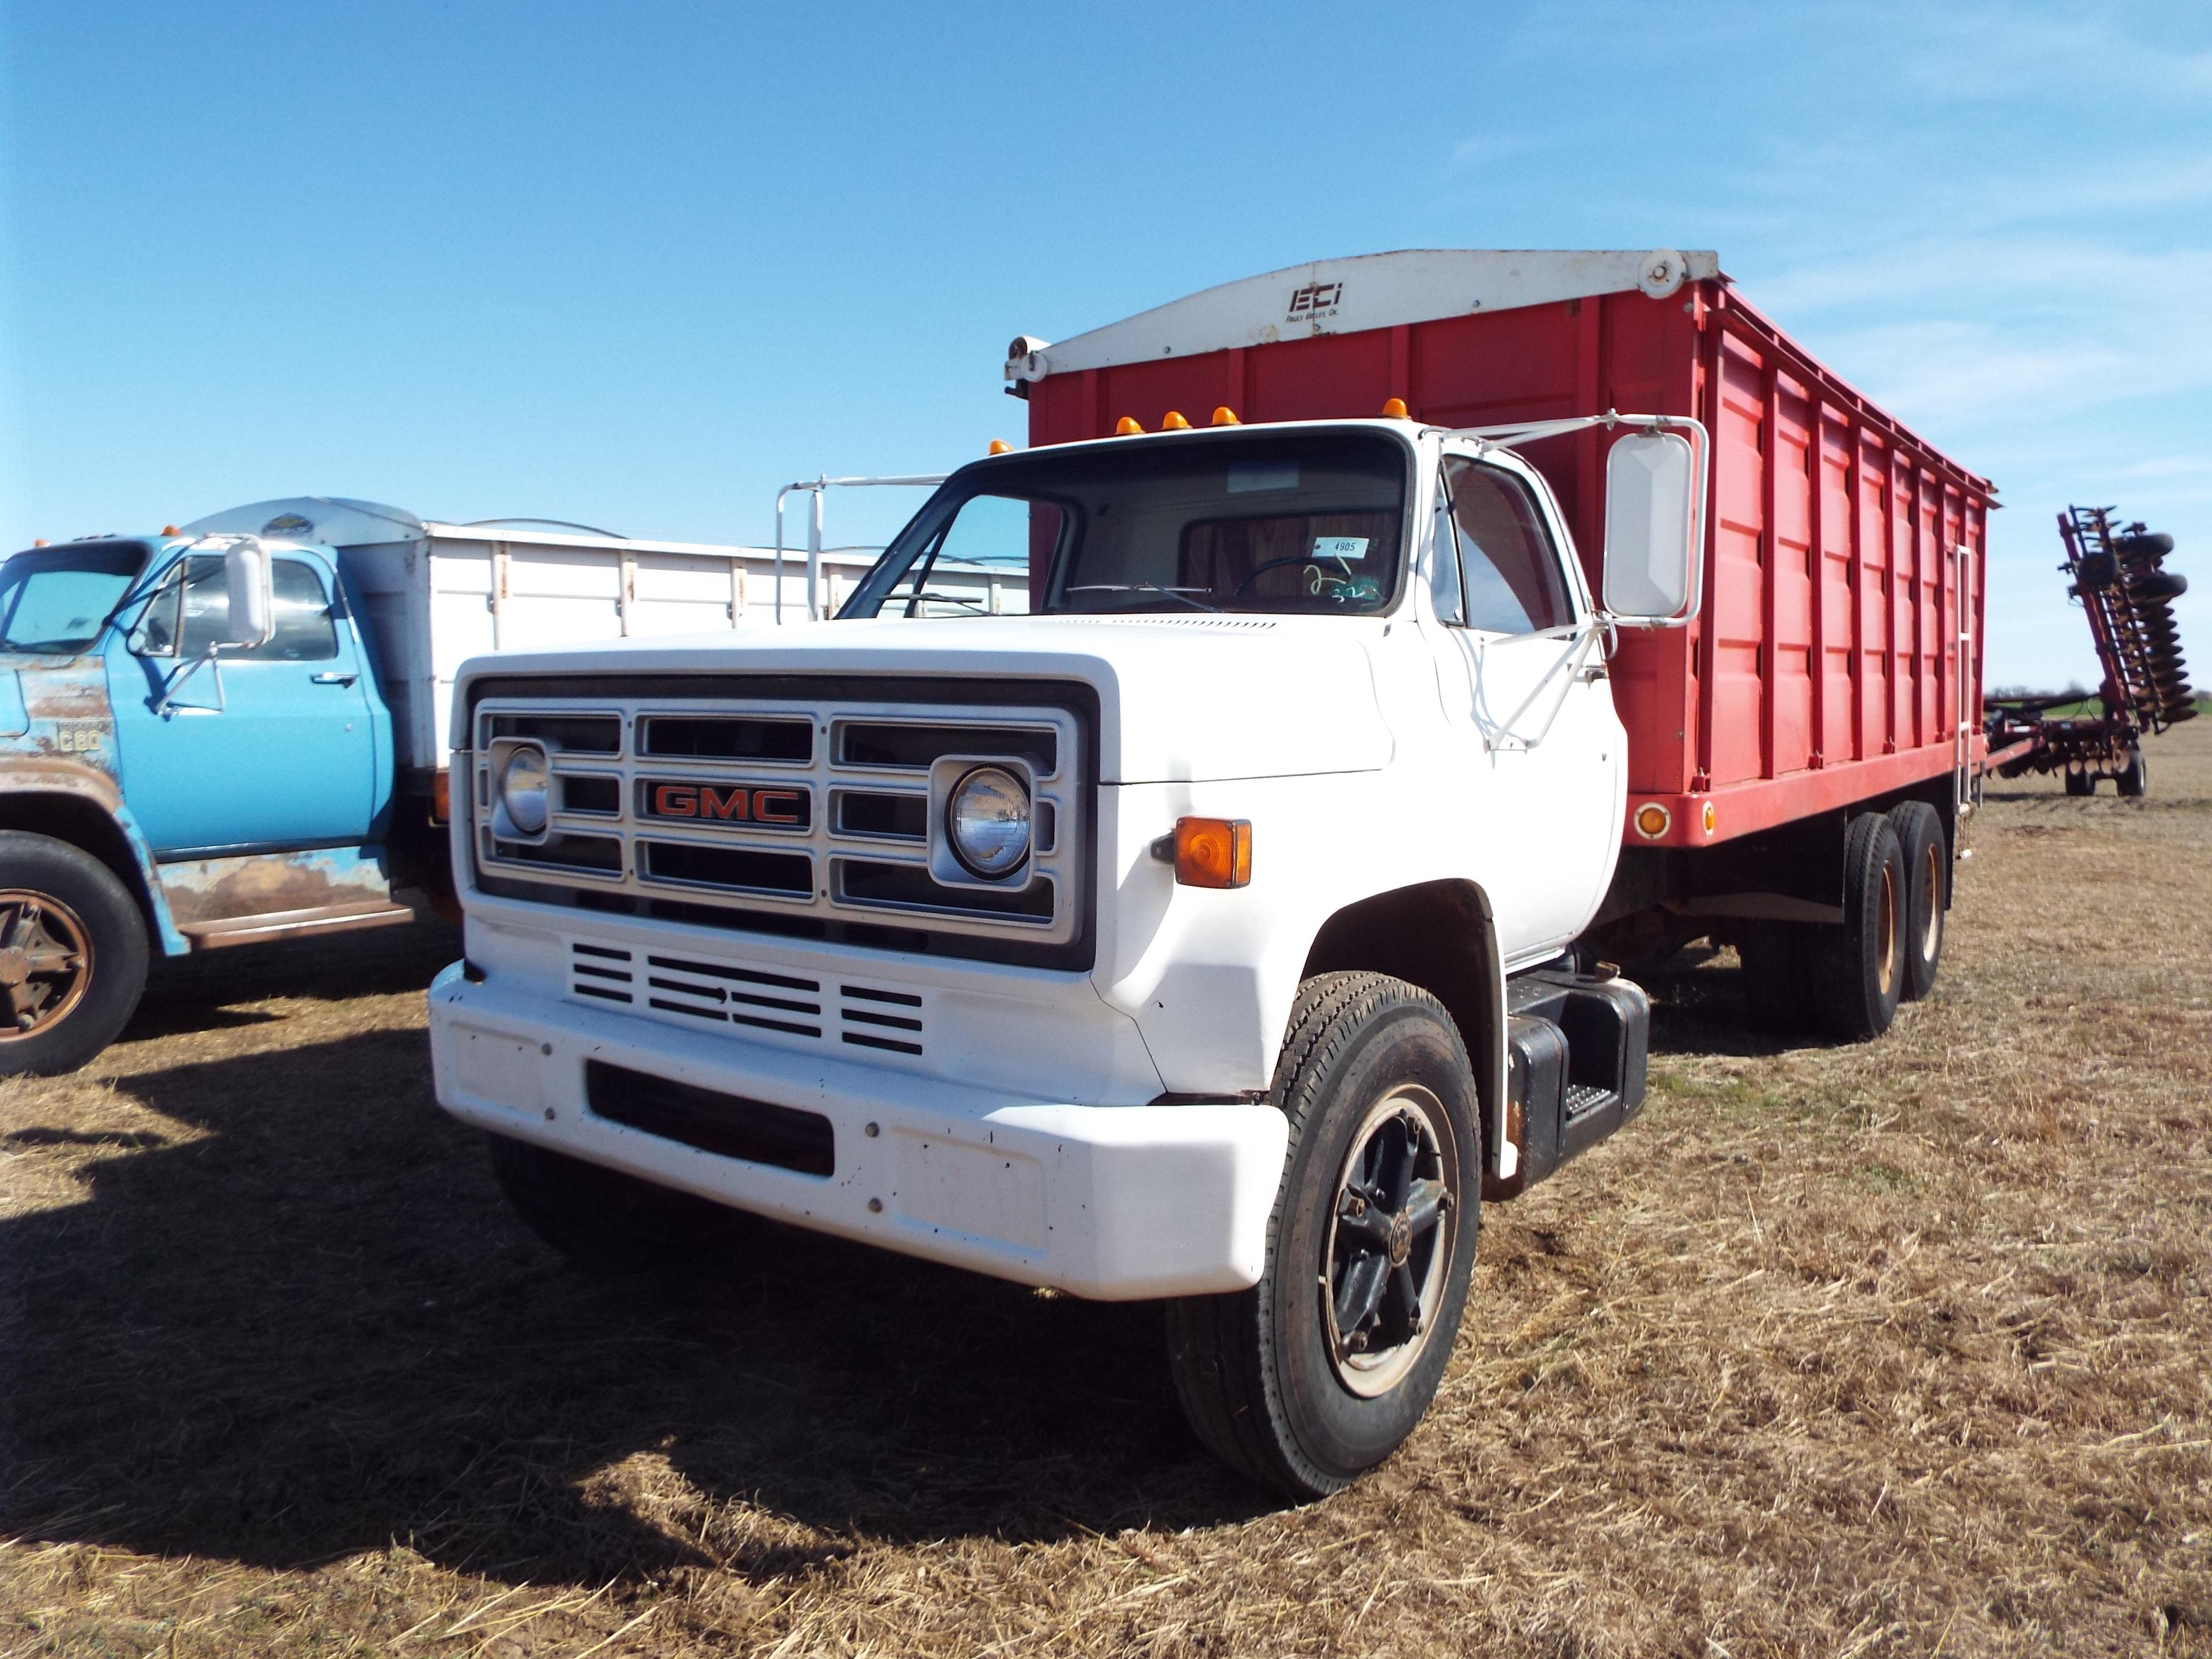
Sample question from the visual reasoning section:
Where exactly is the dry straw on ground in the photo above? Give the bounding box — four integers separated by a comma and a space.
3, 724, 2209, 1657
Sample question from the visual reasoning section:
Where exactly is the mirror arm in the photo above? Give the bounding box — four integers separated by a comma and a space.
151, 646, 229, 718
1452, 412, 1710, 621
1482, 618, 1605, 752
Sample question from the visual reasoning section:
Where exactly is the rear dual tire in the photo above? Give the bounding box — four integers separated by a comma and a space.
1887, 801, 1945, 1002
1166, 973, 1479, 1501
1736, 809, 1922, 1040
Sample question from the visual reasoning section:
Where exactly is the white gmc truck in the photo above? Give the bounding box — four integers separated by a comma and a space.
428, 397, 1702, 1497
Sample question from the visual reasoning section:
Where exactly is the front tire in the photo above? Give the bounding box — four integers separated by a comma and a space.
0, 831, 150, 1077
1166, 973, 1479, 1499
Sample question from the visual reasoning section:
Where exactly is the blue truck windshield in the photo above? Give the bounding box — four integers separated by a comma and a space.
842, 431, 1408, 619
0, 543, 149, 654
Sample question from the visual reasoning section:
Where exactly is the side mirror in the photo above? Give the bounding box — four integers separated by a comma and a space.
1602, 429, 1703, 624
221, 539, 275, 647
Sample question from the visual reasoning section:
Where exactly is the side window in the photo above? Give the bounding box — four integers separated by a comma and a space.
253, 559, 340, 661
1442, 459, 1572, 634
878, 494, 1059, 617
130, 563, 187, 656
167, 555, 340, 661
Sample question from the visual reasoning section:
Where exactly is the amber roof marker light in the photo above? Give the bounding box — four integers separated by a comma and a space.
1381, 397, 1410, 419
1115, 416, 1145, 435
987, 439, 1013, 456
1161, 410, 1192, 430
1210, 406, 1240, 426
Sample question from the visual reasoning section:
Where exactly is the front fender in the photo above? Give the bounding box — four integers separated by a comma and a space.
0, 656, 188, 955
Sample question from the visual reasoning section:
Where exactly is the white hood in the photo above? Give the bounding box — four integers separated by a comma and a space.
457, 613, 1395, 783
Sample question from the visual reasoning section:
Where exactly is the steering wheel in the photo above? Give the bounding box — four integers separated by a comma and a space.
1230, 556, 1351, 600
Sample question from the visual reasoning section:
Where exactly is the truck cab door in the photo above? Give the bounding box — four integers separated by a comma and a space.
107, 551, 380, 856
1430, 451, 1626, 961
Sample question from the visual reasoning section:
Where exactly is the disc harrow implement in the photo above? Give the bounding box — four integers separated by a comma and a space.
1983, 506, 2192, 797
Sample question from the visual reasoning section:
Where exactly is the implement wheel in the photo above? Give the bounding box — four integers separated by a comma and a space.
0, 831, 150, 1077
1804, 813, 1908, 1041
1166, 972, 1478, 1499
2115, 747, 2148, 798
2065, 769, 2094, 797
1886, 801, 1947, 1002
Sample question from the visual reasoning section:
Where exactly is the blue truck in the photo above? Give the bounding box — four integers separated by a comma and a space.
0, 497, 812, 1074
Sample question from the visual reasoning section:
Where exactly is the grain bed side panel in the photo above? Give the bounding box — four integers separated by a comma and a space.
1021, 274, 1993, 845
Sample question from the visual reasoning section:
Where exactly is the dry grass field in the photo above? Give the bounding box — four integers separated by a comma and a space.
4, 722, 2209, 1658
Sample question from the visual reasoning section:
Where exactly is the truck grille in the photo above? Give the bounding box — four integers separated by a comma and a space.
469, 690, 1085, 953
567, 940, 927, 1057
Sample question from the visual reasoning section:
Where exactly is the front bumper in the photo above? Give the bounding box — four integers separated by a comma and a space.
428, 962, 1288, 1300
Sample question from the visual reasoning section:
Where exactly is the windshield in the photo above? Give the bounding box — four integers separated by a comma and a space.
0, 543, 149, 654
842, 431, 1409, 619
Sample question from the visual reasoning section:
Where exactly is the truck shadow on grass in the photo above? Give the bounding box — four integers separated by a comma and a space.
1634, 945, 1823, 1061
0, 1031, 1264, 1587
119, 921, 465, 1043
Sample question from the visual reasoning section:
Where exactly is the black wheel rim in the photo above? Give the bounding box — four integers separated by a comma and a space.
0, 889, 94, 1041
1321, 1085, 1457, 1397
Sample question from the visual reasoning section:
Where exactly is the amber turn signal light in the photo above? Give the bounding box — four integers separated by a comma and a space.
1633, 802, 1670, 839
1174, 817, 1252, 888
431, 769, 452, 825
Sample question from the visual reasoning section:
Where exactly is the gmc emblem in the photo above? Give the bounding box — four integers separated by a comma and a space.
640, 780, 810, 830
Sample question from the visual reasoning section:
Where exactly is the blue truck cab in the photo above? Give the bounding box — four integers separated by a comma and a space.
0, 495, 872, 1074
0, 512, 429, 1073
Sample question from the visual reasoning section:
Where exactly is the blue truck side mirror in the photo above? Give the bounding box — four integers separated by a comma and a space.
221, 539, 275, 647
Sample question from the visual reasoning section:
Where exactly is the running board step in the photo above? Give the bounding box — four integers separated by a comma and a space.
1500, 967, 1650, 1194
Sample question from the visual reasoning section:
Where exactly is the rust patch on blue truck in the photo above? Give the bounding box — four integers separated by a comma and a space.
157, 846, 415, 944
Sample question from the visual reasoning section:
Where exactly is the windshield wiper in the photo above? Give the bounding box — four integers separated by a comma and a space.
1063, 582, 1222, 613
901, 589, 989, 614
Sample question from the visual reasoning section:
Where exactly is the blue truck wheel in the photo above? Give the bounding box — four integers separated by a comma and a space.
0, 831, 151, 1076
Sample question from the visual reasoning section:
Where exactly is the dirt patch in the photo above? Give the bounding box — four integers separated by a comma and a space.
5, 725, 2210, 1657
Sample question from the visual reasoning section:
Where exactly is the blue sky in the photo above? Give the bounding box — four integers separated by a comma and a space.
3, 1, 2206, 687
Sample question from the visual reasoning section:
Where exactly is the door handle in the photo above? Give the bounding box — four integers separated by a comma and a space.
310, 672, 359, 686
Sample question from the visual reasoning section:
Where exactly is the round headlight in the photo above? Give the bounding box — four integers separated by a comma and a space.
498, 745, 550, 836
946, 765, 1031, 879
